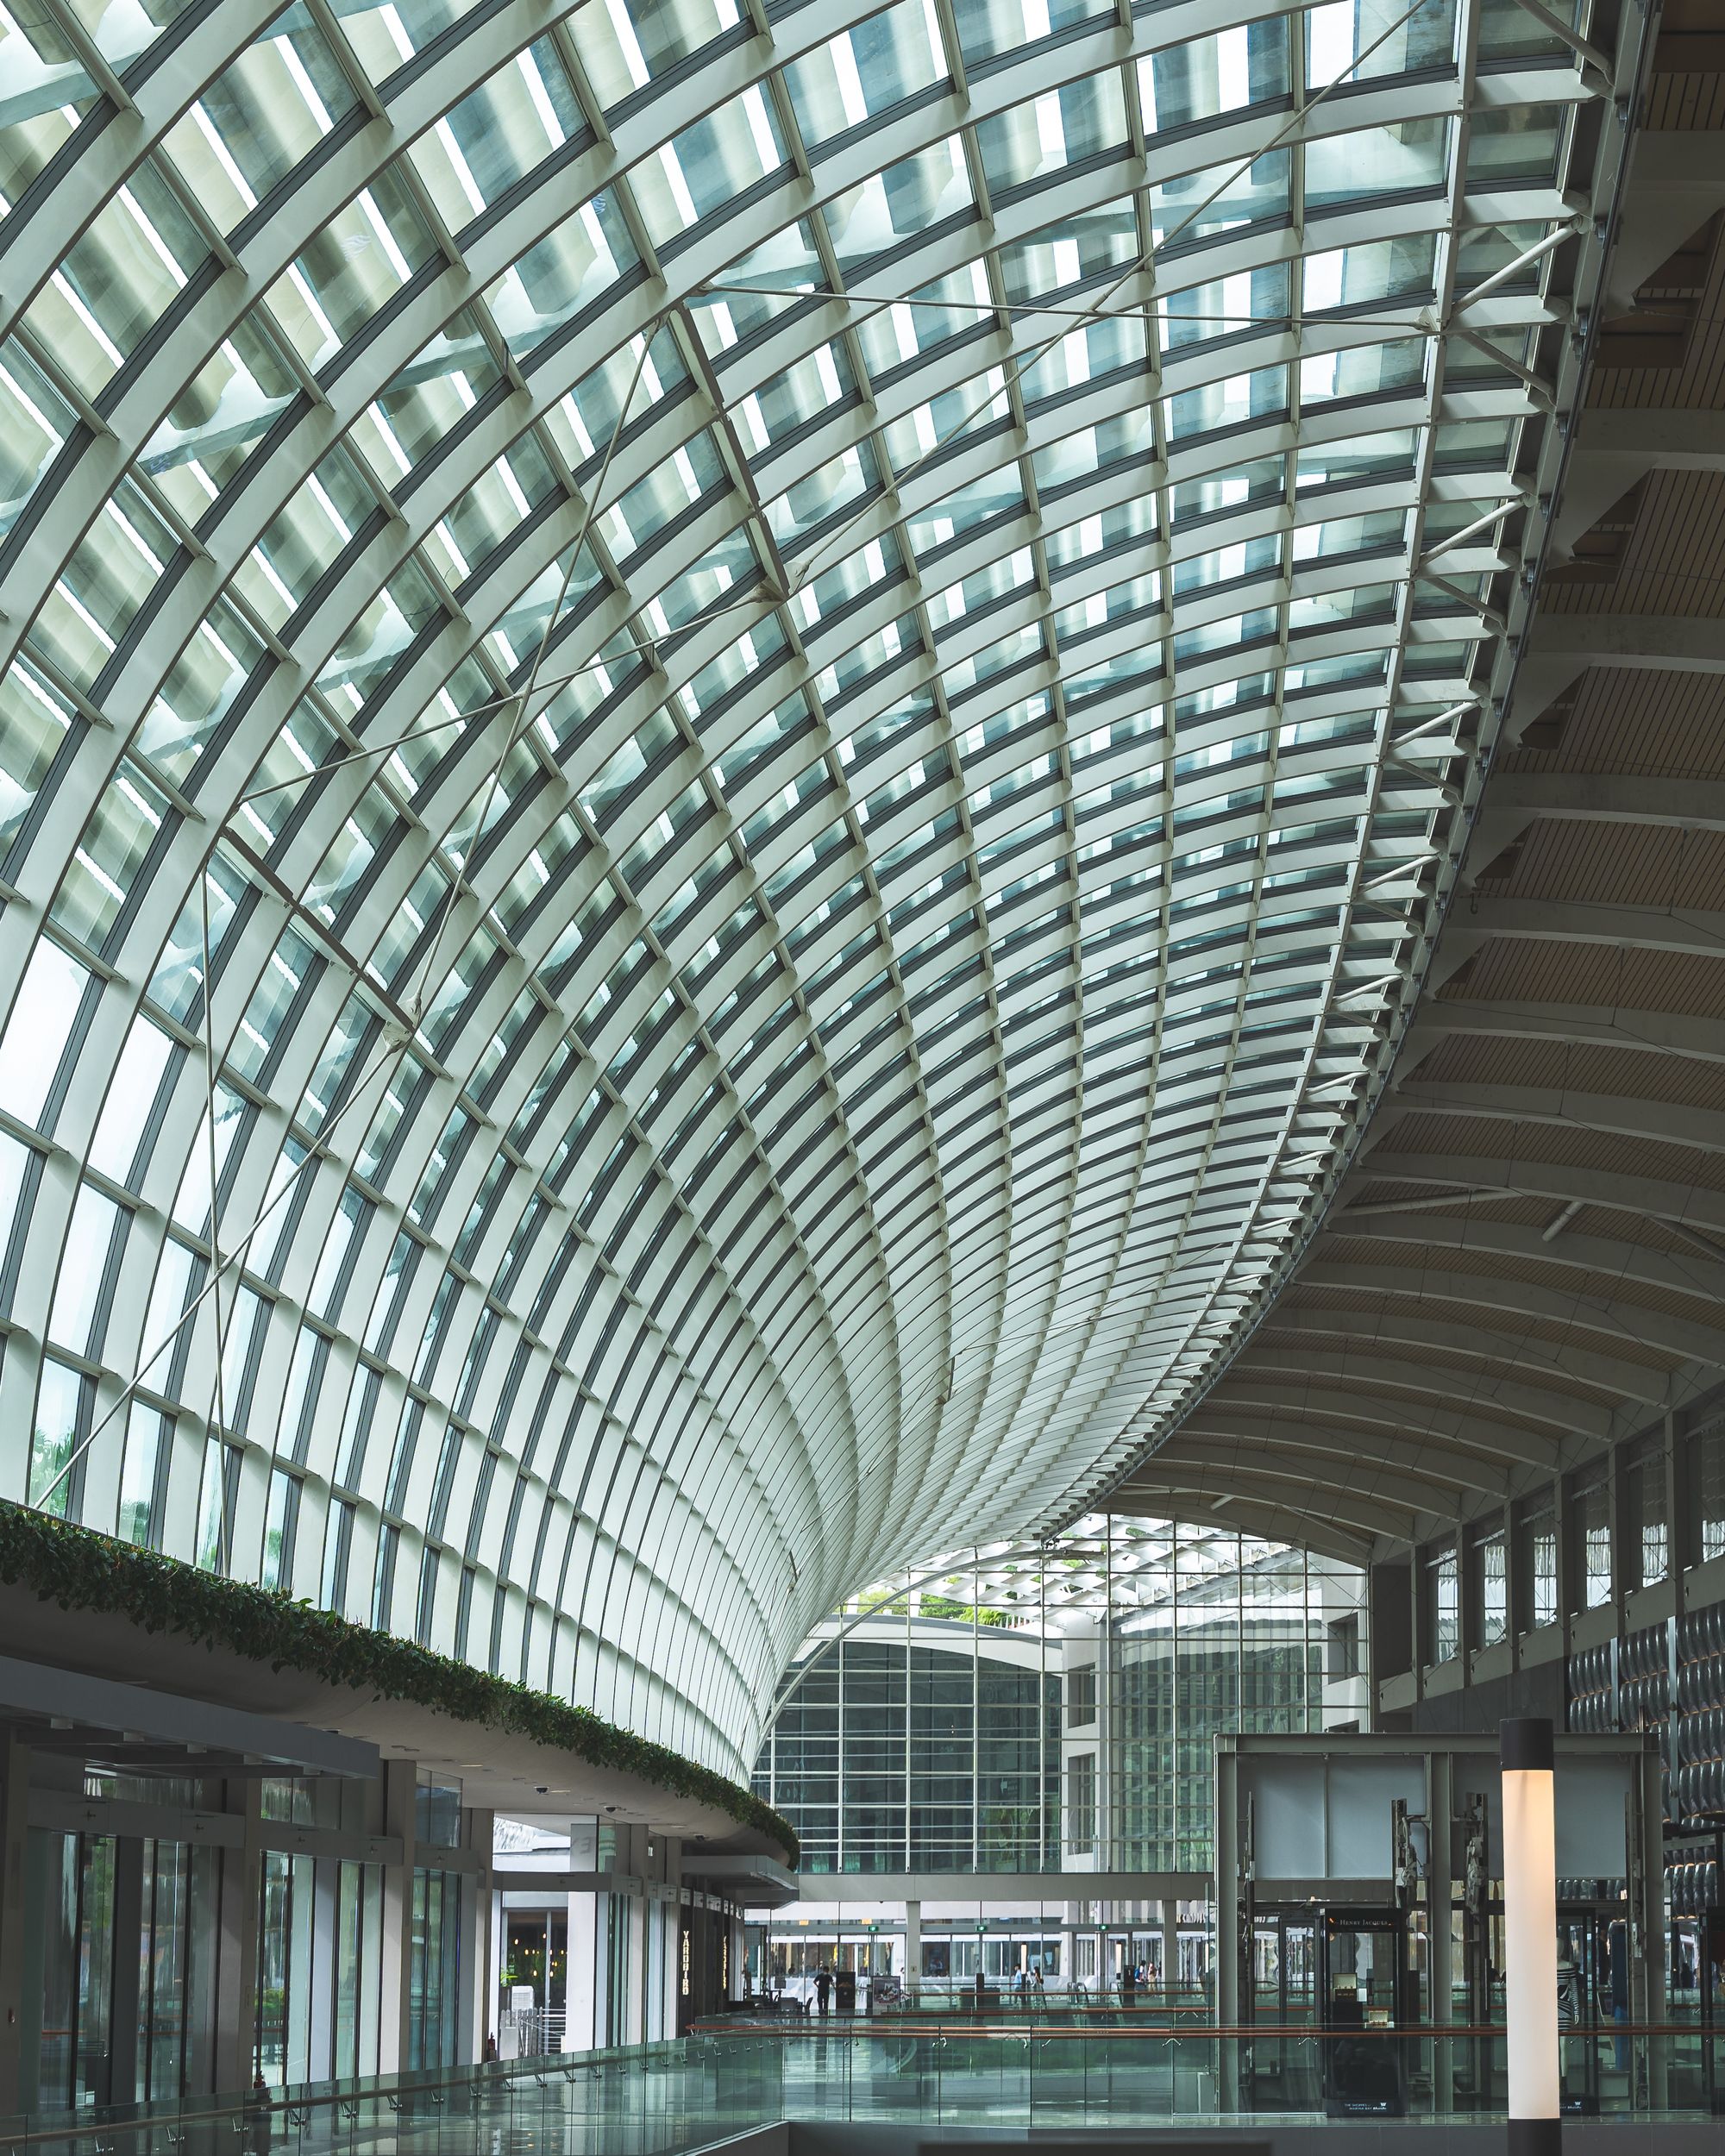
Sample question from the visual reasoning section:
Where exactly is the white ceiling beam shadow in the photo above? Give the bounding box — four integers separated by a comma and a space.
1465, 768, 1725, 879
1186, 1379, 1559, 1470
1338, 1144, 1725, 1246
1311, 1216, 1725, 1345
1263, 1299, 1670, 1409
1156, 1438, 1476, 1524
1431, 894, 1725, 982
1116, 1460, 1421, 1547
1603, 130, 1725, 314
1251, 1311, 1622, 1432
1167, 1408, 1518, 1500
1237, 1344, 1609, 1443
1550, 408, 1725, 558
1509, 613, 1725, 739
1380, 1078, 1725, 1161
1298, 1245, 1711, 1382
1396, 994, 1725, 1079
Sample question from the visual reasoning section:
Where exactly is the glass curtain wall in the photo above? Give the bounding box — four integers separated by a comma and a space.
257, 1848, 385, 2085
1113, 1538, 1352, 1871
752, 1514, 1365, 1875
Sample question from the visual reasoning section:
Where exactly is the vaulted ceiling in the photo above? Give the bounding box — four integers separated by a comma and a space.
0, 0, 1655, 1765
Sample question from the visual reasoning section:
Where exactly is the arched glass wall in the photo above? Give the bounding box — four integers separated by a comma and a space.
0, 0, 1593, 1768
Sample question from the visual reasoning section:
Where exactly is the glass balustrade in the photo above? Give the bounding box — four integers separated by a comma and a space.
2, 2017, 1720, 2156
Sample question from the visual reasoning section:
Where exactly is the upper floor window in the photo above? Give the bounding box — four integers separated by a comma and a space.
1427, 1541, 1459, 1664
1520, 1500, 1558, 1630
1066, 1664, 1096, 1728
1473, 1526, 1507, 1648
1694, 1419, 1725, 1564
1575, 1475, 1612, 1608
1626, 1447, 1667, 1588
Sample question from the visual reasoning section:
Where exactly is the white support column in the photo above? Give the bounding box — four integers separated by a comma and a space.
904, 1899, 921, 1999
568, 1888, 598, 2051
1501, 1718, 1559, 2156
663, 1838, 684, 2037
1158, 1899, 1178, 2002
460, 1811, 491, 2067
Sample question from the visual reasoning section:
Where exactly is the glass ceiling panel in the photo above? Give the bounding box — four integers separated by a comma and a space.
0, 0, 1596, 1776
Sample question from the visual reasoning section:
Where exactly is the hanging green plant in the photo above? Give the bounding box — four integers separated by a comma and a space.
0, 1502, 796, 1861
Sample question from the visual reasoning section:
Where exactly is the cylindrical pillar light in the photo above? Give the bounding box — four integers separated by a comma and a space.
1501, 1716, 1559, 2155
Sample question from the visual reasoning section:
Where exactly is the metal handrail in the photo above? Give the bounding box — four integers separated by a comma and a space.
692, 2017, 1725, 2040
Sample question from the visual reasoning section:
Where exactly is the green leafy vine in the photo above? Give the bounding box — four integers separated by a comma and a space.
0, 1503, 796, 1861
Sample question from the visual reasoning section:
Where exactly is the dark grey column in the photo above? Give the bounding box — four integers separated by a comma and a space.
0, 1735, 31, 2112
107, 1833, 145, 2106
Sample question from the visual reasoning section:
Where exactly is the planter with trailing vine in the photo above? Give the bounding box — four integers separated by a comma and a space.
0, 1502, 796, 1862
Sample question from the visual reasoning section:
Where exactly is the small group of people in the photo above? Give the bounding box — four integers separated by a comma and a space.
1007, 1966, 1047, 2004
1117, 1960, 1151, 2009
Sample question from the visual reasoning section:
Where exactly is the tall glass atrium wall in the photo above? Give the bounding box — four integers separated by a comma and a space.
751, 1516, 1367, 1874
0, 0, 1587, 1789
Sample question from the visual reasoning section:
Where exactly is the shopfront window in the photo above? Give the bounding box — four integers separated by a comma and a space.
502, 1908, 568, 2044
1626, 1447, 1667, 1587
1474, 1526, 1507, 1648
1695, 1417, 1725, 1563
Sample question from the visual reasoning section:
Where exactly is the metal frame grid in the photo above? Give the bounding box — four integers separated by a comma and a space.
0, 0, 1602, 1774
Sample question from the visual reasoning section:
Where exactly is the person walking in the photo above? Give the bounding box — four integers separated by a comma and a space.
815, 1965, 831, 2017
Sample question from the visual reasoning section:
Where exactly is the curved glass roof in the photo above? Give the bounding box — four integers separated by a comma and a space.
0, 0, 1592, 1775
